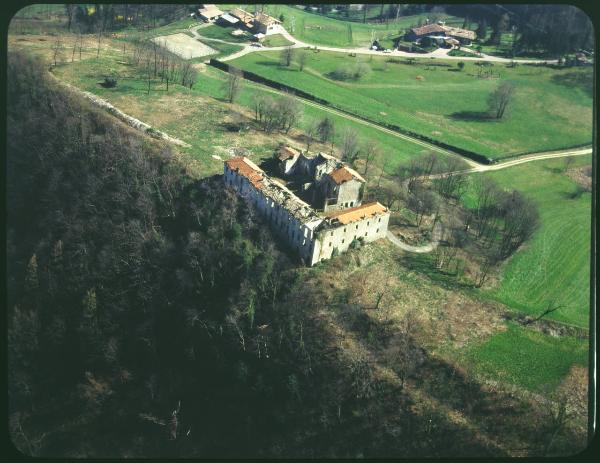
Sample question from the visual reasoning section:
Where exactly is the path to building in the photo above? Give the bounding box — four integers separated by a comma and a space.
207, 24, 557, 64
426, 147, 593, 179
386, 218, 443, 253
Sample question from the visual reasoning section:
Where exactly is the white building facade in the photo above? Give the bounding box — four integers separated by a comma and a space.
224, 157, 389, 266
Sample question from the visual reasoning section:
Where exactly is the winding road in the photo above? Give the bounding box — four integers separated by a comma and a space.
387, 218, 443, 253
194, 25, 557, 65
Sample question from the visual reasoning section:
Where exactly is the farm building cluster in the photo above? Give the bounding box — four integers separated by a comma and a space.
194, 4, 283, 39
405, 21, 476, 46
223, 147, 390, 266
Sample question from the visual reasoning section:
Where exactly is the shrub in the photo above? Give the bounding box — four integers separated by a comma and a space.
329, 62, 371, 81
102, 76, 117, 88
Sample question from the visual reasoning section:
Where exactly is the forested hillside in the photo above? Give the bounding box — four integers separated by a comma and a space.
7, 51, 588, 458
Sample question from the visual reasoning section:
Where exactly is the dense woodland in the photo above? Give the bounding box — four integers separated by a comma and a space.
2, 51, 444, 458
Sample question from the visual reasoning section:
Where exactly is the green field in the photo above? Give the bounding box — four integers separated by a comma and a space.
221, 4, 463, 48
230, 50, 593, 158
261, 34, 294, 48
463, 323, 588, 391
196, 24, 252, 43
462, 156, 592, 328
46, 41, 435, 177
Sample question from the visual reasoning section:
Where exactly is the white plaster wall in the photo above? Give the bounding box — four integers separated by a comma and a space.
315, 212, 390, 262
223, 166, 389, 267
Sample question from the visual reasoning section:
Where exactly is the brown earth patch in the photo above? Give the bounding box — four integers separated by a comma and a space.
565, 166, 592, 191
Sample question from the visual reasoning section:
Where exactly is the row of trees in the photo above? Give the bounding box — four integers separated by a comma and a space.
129, 38, 198, 92
65, 4, 189, 33
372, 152, 539, 287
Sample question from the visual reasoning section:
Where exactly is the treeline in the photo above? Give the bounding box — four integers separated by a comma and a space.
4, 50, 460, 458
445, 4, 593, 56
64, 4, 190, 33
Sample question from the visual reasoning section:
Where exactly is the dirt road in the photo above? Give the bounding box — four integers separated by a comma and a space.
215, 25, 557, 64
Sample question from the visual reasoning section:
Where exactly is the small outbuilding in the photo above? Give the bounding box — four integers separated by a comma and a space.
218, 13, 239, 26
197, 4, 223, 22
253, 12, 283, 35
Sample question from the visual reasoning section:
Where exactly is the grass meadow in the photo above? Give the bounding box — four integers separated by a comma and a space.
230, 50, 593, 158
36, 37, 430, 177
220, 4, 464, 48
463, 156, 592, 328
461, 323, 588, 391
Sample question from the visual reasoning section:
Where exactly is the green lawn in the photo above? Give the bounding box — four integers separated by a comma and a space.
462, 322, 588, 391
49, 46, 435, 177
230, 50, 593, 158
261, 34, 294, 48
196, 24, 251, 43
465, 156, 592, 328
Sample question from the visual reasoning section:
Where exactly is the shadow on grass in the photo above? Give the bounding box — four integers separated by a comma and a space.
400, 252, 475, 291
255, 60, 296, 70
448, 111, 498, 122
551, 71, 593, 98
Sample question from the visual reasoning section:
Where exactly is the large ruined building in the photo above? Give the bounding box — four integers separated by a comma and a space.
223, 147, 390, 266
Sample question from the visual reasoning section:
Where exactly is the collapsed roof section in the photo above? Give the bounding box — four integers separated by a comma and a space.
225, 157, 323, 225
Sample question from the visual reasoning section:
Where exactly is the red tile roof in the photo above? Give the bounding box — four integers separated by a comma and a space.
278, 145, 300, 161
329, 166, 365, 185
225, 156, 264, 189
410, 24, 446, 36
326, 202, 388, 225
254, 12, 281, 26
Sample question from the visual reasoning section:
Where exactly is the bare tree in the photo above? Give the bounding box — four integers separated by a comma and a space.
275, 94, 302, 133
223, 68, 243, 103
304, 118, 320, 152
498, 190, 539, 258
297, 50, 308, 71
563, 156, 575, 172
488, 81, 516, 119
280, 46, 295, 67
317, 116, 334, 144
65, 4, 74, 31
361, 139, 381, 177
408, 184, 438, 227
96, 28, 103, 58
394, 309, 421, 389
339, 128, 360, 163
51, 36, 64, 66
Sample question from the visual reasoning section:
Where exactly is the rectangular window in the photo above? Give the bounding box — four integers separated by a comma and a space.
365, 232, 368, 237
378, 218, 381, 223
377, 228, 379, 233
343, 227, 346, 233
356, 225, 358, 230
329, 242, 332, 247
342, 239, 345, 244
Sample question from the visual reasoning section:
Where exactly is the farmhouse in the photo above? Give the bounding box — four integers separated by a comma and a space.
442, 26, 476, 45
224, 154, 389, 266
197, 4, 223, 22
230, 8, 255, 28
406, 23, 475, 45
253, 12, 283, 35
405, 24, 447, 42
